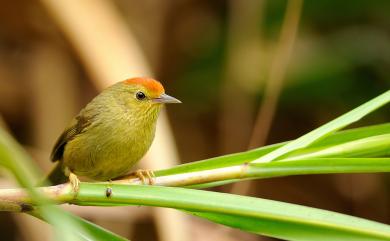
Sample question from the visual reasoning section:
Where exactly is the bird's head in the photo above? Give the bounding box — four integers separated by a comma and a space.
123, 77, 180, 104
113, 77, 180, 118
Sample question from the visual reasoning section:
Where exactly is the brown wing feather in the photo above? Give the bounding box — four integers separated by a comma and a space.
50, 115, 92, 162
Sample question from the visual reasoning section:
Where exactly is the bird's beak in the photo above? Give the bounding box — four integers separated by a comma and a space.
152, 93, 181, 104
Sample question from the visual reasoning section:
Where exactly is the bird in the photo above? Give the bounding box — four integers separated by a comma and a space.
45, 77, 181, 191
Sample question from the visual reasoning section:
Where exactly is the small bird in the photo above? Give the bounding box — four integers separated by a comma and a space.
46, 77, 181, 191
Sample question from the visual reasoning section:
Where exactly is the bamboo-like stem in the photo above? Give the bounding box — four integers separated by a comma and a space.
117, 165, 248, 187
1, 130, 389, 212
1, 157, 389, 212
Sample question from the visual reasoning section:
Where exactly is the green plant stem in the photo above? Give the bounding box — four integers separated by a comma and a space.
0, 157, 389, 210
2, 134, 387, 211
1, 131, 388, 209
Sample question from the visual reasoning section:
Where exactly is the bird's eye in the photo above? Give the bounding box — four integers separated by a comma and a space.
136, 91, 146, 100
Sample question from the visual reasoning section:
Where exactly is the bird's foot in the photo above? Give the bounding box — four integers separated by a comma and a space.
69, 172, 80, 193
134, 169, 155, 185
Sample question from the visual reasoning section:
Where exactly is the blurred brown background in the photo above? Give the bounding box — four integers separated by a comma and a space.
0, 0, 389, 241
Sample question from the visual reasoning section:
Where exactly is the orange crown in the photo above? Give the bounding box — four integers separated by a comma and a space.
124, 77, 165, 95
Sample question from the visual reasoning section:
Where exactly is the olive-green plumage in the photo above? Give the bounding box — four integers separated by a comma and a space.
46, 77, 180, 184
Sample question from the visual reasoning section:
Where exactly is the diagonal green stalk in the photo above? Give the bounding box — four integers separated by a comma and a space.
281, 134, 390, 161
157, 123, 390, 176
30, 211, 129, 241
252, 90, 390, 163
0, 127, 130, 241
152, 135, 390, 189
0, 128, 82, 241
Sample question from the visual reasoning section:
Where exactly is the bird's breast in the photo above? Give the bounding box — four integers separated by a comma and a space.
63, 115, 157, 180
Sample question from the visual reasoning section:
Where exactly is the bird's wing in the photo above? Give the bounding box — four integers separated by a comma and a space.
50, 114, 93, 162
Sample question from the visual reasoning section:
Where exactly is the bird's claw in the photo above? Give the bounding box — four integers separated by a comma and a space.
69, 172, 80, 193
135, 169, 155, 185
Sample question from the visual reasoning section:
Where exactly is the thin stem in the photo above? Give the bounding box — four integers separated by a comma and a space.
249, 0, 303, 148
232, 0, 303, 196
0, 157, 389, 211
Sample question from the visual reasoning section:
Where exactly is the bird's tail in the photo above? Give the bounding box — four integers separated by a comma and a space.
39, 162, 68, 186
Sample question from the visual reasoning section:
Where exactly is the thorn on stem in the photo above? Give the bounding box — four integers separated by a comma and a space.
20, 203, 34, 212
105, 187, 112, 198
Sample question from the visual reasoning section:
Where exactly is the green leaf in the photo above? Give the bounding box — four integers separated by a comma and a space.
282, 134, 390, 161
309, 123, 390, 148
252, 90, 390, 163
156, 142, 284, 176
192, 212, 389, 241
31, 212, 129, 241
157, 123, 390, 177
248, 157, 390, 177
72, 184, 390, 241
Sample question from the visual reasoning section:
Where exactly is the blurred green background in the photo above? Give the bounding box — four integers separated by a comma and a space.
0, 0, 389, 241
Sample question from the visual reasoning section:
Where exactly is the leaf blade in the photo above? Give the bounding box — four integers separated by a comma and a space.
72, 184, 390, 241
157, 123, 390, 176
252, 90, 390, 163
